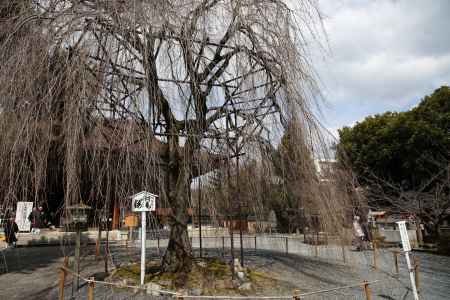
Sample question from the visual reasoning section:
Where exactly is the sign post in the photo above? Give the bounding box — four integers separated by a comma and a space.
140, 210, 146, 286
131, 191, 157, 286
397, 221, 419, 300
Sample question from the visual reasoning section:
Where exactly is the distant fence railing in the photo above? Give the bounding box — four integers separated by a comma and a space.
120, 234, 408, 273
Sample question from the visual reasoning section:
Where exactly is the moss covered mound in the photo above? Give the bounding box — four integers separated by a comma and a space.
111, 257, 292, 296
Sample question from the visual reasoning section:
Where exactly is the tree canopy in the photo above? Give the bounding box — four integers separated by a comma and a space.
0, 0, 331, 274
337, 86, 450, 190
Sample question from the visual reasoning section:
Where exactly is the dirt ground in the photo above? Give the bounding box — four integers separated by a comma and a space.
1, 243, 449, 299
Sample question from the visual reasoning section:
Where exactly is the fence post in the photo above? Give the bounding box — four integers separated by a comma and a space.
254, 236, 257, 251
87, 277, 95, 300
58, 268, 66, 300
414, 257, 420, 291
314, 239, 318, 257
222, 236, 225, 257
362, 280, 372, 300
285, 237, 289, 255
157, 236, 160, 256
393, 250, 399, 274
293, 289, 301, 300
58, 257, 69, 300
373, 241, 378, 269
96, 225, 101, 259
96, 239, 100, 258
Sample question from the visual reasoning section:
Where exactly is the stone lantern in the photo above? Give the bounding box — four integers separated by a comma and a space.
66, 202, 91, 227
66, 202, 91, 290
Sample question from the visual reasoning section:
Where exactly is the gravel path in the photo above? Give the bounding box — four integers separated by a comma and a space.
0, 237, 449, 299
0, 245, 108, 300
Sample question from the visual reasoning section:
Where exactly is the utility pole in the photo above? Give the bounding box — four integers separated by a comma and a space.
198, 170, 203, 258
226, 116, 235, 276
232, 95, 244, 267
104, 209, 109, 274
236, 144, 244, 267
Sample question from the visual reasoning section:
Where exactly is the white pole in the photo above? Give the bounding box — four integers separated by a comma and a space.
397, 221, 419, 300
140, 211, 146, 285
404, 251, 419, 300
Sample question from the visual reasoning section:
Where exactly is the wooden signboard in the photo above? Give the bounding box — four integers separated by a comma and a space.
131, 191, 157, 212
124, 214, 138, 227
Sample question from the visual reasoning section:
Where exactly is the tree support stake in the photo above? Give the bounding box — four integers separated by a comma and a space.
87, 277, 95, 300
362, 280, 372, 300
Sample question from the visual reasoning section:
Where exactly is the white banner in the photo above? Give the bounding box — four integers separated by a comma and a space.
15, 202, 33, 232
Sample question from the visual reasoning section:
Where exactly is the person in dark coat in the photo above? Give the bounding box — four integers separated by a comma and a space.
28, 206, 44, 234
4, 215, 19, 247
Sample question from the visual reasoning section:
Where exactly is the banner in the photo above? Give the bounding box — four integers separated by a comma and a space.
15, 202, 33, 232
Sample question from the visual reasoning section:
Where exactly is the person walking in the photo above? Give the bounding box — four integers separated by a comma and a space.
4, 215, 19, 247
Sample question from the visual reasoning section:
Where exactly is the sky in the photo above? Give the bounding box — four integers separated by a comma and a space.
312, 0, 450, 139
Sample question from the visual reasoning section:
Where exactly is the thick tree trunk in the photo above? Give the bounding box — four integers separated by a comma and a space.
161, 213, 192, 274
161, 141, 193, 274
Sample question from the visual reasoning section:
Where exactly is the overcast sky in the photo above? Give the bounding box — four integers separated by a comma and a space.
312, 0, 450, 138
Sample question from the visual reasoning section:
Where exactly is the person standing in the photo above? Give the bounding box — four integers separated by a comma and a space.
5, 215, 19, 247
362, 219, 372, 244
28, 206, 44, 234
353, 216, 365, 251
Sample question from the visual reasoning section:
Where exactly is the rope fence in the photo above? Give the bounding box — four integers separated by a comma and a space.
55, 233, 420, 299
58, 262, 395, 300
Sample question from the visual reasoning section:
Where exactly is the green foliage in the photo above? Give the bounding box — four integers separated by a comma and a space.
337, 86, 450, 188
269, 122, 317, 232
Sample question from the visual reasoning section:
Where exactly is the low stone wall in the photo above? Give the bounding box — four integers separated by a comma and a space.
188, 226, 228, 237
15, 229, 124, 246
379, 229, 418, 246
